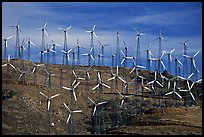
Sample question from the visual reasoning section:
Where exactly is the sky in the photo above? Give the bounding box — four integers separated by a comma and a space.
2, 2, 202, 80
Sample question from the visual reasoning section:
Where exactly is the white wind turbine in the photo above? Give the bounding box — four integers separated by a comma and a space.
97, 40, 110, 66
30, 59, 44, 85
120, 49, 132, 65
144, 43, 153, 70
92, 72, 110, 91
87, 96, 107, 116
108, 66, 126, 84
147, 71, 163, 91
37, 22, 48, 62
39, 91, 60, 134
63, 103, 82, 123
26, 37, 36, 60
86, 25, 97, 66
72, 70, 85, 86
165, 81, 182, 99
19, 39, 27, 60
16, 67, 27, 83
174, 52, 183, 77
2, 55, 16, 70
43, 44, 57, 65
82, 47, 95, 66
129, 57, 145, 77
151, 51, 166, 72
163, 48, 175, 74
58, 26, 72, 65
61, 48, 72, 65
62, 82, 80, 101
51, 40, 61, 64
45, 68, 58, 88
183, 51, 199, 80
116, 90, 133, 108
134, 28, 145, 65
10, 20, 21, 59
2, 36, 13, 59
178, 39, 188, 77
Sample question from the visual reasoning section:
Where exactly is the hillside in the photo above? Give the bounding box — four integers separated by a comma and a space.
2, 59, 202, 135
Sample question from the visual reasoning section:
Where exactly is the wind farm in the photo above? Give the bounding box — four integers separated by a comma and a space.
2, 2, 202, 135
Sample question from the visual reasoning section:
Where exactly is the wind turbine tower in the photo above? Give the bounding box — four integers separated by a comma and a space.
86, 25, 97, 66
178, 40, 188, 78
58, 26, 71, 65
10, 20, 21, 59
134, 28, 145, 65
115, 32, 121, 67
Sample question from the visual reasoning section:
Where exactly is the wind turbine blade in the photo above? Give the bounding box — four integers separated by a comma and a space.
50, 49, 56, 53
73, 110, 82, 113
98, 101, 107, 105
63, 103, 71, 112
87, 97, 95, 104
189, 91, 195, 100
90, 55, 95, 61
82, 53, 88, 56
44, 22, 47, 28
30, 41, 36, 46
72, 79, 77, 86
102, 83, 110, 89
161, 61, 166, 69
72, 70, 77, 78
97, 72, 101, 81
130, 67, 135, 74
165, 91, 173, 96
39, 92, 49, 99
196, 79, 202, 83
121, 58, 125, 65
67, 26, 72, 30
175, 92, 182, 99
177, 60, 183, 66
93, 32, 97, 38
147, 81, 154, 85
73, 91, 77, 101
144, 86, 152, 91
67, 114, 71, 123
68, 48, 72, 53
118, 76, 126, 83
86, 30, 92, 33
178, 76, 186, 80
188, 73, 194, 79
108, 76, 115, 81
168, 81, 171, 90
74, 82, 80, 89
62, 86, 71, 90
192, 60, 196, 68
116, 90, 123, 97
92, 84, 99, 90
183, 55, 191, 58
7, 36, 13, 40
120, 99, 124, 108
10, 64, 16, 70
93, 106, 96, 116
47, 100, 51, 111
170, 48, 175, 53
2, 64, 7, 67
193, 51, 199, 58
190, 82, 195, 90
44, 29, 48, 36
51, 93, 60, 99
92, 25, 96, 31
87, 72, 90, 79
187, 81, 190, 90
156, 81, 163, 87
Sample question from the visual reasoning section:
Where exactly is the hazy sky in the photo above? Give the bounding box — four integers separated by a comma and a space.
2, 2, 202, 78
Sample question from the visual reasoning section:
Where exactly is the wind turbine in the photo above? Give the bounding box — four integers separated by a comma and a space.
30, 59, 44, 85
45, 68, 57, 88
151, 51, 166, 73
86, 25, 97, 66
87, 96, 107, 116
92, 72, 110, 91
115, 32, 121, 67
72, 70, 85, 86
43, 44, 56, 65
183, 51, 199, 81
82, 47, 95, 66
2, 54, 16, 70
144, 43, 153, 70
178, 40, 188, 78
174, 52, 183, 77
58, 26, 72, 65
16, 67, 27, 84
154, 30, 166, 72
19, 39, 27, 60
26, 37, 36, 60
180, 81, 196, 102
134, 28, 145, 65
51, 40, 61, 64
63, 102, 82, 123
61, 48, 72, 65
147, 71, 163, 91
75, 38, 85, 66
129, 57, 145, 76
116, 90, 133, 109
37, 22, 48, 63
97, 40, 110, 66
62, 82, 80, 101
10, 20, 21, 59
39, 91, 60, 134
108, 66, 126, 84
165, 81, 182, 107
2, 36, 13, 59
163, 48, 175, 74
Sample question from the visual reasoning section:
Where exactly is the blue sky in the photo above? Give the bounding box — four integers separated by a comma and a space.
2, 2, 202, 79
